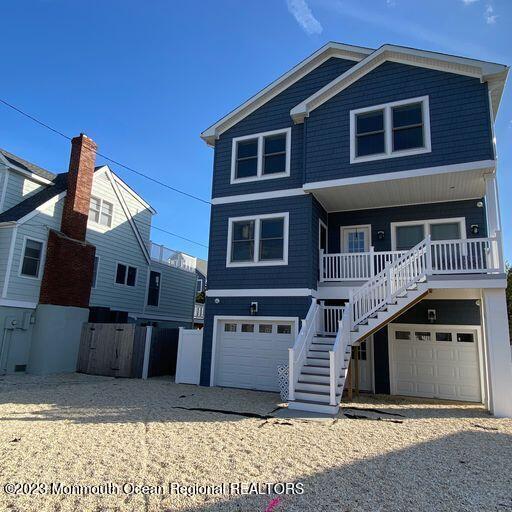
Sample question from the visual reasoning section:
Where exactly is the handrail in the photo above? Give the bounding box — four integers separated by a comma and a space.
288, 301, 319, 401
329, 309, 350, 405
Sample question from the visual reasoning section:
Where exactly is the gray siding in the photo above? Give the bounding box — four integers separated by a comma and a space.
200, 295, 312, 386
212, 57, 357, 199
208, 195, 317, 290
327, 199, 487, 253
305, 62, 494, 183
2, 170, 47, 212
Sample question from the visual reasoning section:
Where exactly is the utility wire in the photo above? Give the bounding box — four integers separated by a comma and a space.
0, 98, 212, 205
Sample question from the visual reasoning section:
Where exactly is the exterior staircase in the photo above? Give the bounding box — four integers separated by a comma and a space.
288, 237, 433, 414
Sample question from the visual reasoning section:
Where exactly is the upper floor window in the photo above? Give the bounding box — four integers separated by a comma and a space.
226, 213, 289, 267
230, 128, 291, 183
115, 263, 137, 287
350, 96, 431, 164
20, 238, 44, 279
89, 196, 114, 227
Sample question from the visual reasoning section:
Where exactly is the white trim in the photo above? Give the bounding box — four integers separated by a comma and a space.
211, 187, 306, 205
106, 169, 151, 263
318, 218, 327, 252
290, 44, 508, 123
390, 217, 466, 251
210, 315, 300, 386
1, 226, 18, 298
206, 288, 316, 297
114, 261, 139, 287
200, 42, 372, 145
18, 235, 46, 281
428, 277, 507, 289
16, 191, 67, 226
226, 212, 289, 268
230, 128, 291, 184
388, 323, 484, 403
349, 96, 431, 164
0, 298, 37, 309
340, 224, 372, 252
302, 160, 496, 192
0, 169, 9, 212
146, 269, 162, 308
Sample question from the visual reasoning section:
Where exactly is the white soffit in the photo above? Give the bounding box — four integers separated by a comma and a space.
308, 167, 491, 212
200, 42, 373, 146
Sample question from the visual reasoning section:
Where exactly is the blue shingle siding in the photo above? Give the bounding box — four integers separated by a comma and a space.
207, 195, 319, 290
327, 199, 487, 253
199, 296, 312, 386
212, 57, 356, 199
305, 62, 494, 183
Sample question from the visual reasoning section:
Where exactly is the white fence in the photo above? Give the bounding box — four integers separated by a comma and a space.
175, 328, 203, 385
194, 303, 205, 320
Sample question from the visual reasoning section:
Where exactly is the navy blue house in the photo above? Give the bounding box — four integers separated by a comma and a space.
200, 43, 512, 417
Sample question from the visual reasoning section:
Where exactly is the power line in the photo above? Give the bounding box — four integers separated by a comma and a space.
0, 98, 212, 205
146, 223, 208, 249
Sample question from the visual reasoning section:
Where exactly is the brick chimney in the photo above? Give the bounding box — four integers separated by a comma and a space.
39, 134, 97, 308
61, 134, 97, 241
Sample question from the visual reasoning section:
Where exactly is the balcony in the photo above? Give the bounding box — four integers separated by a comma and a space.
194, 303, 205, 323
319, 234, 503, 282
149, 242, 197, 273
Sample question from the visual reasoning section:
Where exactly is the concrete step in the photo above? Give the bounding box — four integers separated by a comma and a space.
288, 400, 339, 415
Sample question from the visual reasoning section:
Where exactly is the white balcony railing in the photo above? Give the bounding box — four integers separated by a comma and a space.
194, 303, 205, 320
149, 242, 197, 273
319, 233, 503, 282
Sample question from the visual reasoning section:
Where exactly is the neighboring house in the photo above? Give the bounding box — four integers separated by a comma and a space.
0, 137, 197, 375
194, 258, 207, 328
200, 42, 512, 417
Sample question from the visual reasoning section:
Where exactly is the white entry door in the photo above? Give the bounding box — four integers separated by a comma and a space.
351, 337, 373, 391
389, 324, 481, 402
341, 226, 370, 253
215, 319, 295, 392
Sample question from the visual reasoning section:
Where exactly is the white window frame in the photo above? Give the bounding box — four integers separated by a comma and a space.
197, 278, 204, 293
89, 195, 114, 228
114, 261, 138, 287
92, 255, 100, 289
230, 128, 291, 184
340, 224, 372, 252
390, 217, 467, 250
146, 269, 162, 307
226, 212, 289, 268
318, 219, 328, 252
18, 236, 46, 280
350, 96, 431, 164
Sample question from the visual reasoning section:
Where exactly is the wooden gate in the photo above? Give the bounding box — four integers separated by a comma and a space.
77, 323, 147, 377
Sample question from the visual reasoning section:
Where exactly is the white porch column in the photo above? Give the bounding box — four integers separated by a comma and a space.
481, 288, 512, 417
484, 173, 501, 235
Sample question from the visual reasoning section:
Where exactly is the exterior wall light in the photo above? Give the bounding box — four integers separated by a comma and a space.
377, 230, 385, 240
427, 309, 437, 323
471, 224, 479, 235
250, 302, 258, 315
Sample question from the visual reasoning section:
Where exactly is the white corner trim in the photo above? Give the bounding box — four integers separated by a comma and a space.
16, 191, 67, 226
107, 169, 151, 264
209, 314, 300, 386
206, 288, 316, 297
0, 169, 9, 212
230, 128, 291, 184
290, 45, 507, 123
0, 298, 37, 309
211, 187, 306, 205
226, 212, 289, 268
200, 42, 373, 145
1, 226, 18, 298
302, 159, 496, 192
349, 96, 431, 164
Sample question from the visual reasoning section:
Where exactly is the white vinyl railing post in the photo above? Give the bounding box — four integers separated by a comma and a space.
159, 244, 164, 263
319, 249, 325, 282
425, 235, 432, 275
329, 350, 336, 405
369, 246, 375, 277
385, 265, 393, 304
495, 230, 504, 273
288, 349, 295, 401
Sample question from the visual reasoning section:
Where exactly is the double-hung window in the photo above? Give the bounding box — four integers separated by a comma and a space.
350, 96, 431, 163
89, 196, 114, 227
227, 213, 289, 267
231, 128, 291, 183
20, 238, 44, 278
115, 263, 137, 286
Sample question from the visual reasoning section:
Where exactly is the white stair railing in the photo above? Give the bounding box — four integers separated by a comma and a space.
288, 301, 320, 401
321, 304, 344, 335
329, 310, 350, 405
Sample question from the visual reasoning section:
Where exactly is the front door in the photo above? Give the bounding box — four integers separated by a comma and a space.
351, 337, 373, 391
341, 226, 370, 253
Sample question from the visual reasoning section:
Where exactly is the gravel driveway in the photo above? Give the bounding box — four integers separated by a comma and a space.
0, 373, 511, 512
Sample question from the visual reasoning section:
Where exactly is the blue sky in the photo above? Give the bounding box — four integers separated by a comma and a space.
1, 0, 511, 261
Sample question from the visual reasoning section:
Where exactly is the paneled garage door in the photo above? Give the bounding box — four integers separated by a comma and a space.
215, 319, 295, 392
389, 324, 481, 402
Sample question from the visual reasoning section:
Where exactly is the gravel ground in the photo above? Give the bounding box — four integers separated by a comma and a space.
0, 373, 511, 512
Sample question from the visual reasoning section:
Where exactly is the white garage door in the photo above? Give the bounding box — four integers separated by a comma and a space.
390, 325, 481, 402
215, 319, 295, 392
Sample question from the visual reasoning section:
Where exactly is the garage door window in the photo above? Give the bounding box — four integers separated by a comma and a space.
277, 324, 291, 334
224, 323, 237, 332
415, 331, 431, 341
457, 333, 474, 343
395, 331, 411, 340
259, 324, 273, 334
241, 324, 254, 333
435, 332, 452, 342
